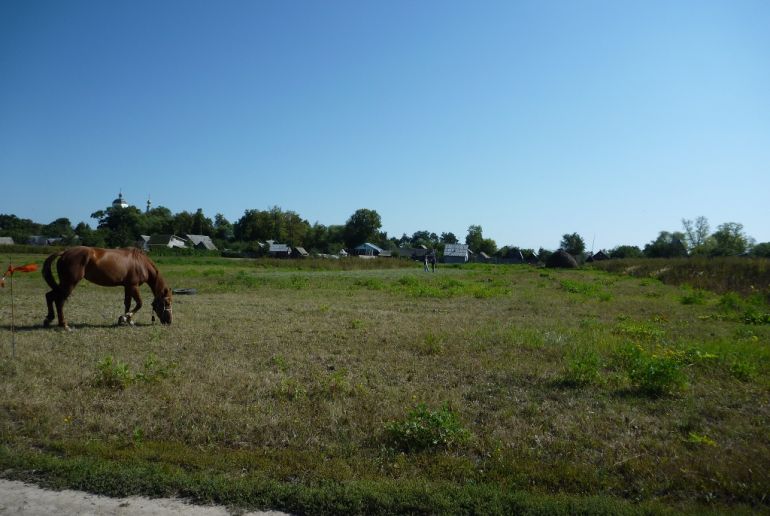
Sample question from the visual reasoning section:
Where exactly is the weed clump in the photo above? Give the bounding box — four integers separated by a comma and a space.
563, 349, 602, 386
93, 354, 176, 390
385, 403, 471, 452
616, 344, 687, 396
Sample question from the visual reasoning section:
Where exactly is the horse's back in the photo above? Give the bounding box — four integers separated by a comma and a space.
66, 246, 149, 287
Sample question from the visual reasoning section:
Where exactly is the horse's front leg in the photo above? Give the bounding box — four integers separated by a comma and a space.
121, 285, 142, 325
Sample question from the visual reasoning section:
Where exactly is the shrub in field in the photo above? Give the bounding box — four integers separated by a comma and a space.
686, 432, 717, 448
743, 308, 770, 325
414, 332, 445, 356
94, 356, 133, 389
729, 359, 757, 381
613, 321, 665, 341
616, 344, 687, 396
718, 292, 744, 312
93, 354, 175, 389
385, 403, 471, 452
680, 288, 707, 305
563, 349, 602, 386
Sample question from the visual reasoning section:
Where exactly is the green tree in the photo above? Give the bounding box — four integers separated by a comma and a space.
74, 222, 106, 247
234, 209, 273, 242
42, 217, 77, 244
0, 214, 42, 243
213, 213, 233, 241
91, 206, 143, 248
709, 222, 753, 256
440, 232, 458, 244
190, 208, 214, 236
751, 242, 770, 258
343, 208, 382, 248
465, 225, 484, 252
610, 245, 643, 259
682, 216, 711, 254
643, 231, 688, 258
173, 211, 195, 235
560, 232, 586, 256
141, 206, 175, 235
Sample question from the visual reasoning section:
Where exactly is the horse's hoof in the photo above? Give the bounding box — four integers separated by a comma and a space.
43, 318, 51, 328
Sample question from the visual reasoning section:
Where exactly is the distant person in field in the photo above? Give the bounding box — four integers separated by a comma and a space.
424, 252, 429, 272
429, 249, 437, 272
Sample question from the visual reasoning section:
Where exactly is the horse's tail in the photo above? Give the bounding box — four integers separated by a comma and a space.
42, 251, 64, 293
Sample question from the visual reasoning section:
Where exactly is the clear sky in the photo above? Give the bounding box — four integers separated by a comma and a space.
1, 0, 768, 251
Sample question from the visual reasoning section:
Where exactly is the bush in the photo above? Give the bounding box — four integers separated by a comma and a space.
680, 288, 707, 305
385, 403, 471, 452
93, 354, 175, 389
563, 349, 602, 386
617, 344, 687, 396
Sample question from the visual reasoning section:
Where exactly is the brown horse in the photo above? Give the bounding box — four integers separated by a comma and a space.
43, 246, 172, 329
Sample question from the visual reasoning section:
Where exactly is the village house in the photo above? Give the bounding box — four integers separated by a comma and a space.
443, 243, 470, 264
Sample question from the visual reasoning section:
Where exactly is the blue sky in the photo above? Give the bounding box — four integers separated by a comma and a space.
1, 0, 768, 250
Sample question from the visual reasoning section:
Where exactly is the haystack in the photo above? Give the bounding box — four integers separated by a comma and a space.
546, 249, 579, 269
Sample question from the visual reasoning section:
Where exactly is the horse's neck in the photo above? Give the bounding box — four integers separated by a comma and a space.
145, 260, 167, 296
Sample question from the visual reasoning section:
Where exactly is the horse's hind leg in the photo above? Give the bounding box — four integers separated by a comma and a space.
44, 290, 56, 327
54, 284, 75, 330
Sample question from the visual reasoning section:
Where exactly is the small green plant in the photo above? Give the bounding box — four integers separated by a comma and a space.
686, 432, 717, 447
322, 369, 352, 398
94, 354, 175, 389
415, 332, 444, 356
728, 359, 757, 382
132, 427, 144, 447
563, 349, 602, 386
385, 403, 471, 452
718, 292, 744, 312
94, 356, 133, 389
613, 321, 665, 341
617, 344, 687, 396
134, 353, 176, 383
290, 274, 309, 289
270, 354, 288, 372
273, 377, 307, 401
680, 288, 707, 305
743, 308, 770, 325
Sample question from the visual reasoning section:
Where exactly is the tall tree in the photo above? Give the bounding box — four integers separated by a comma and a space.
440, 232, 458, 244
190, 208, 214, 235
709, 222, 753, 256
213, 213, 233, 241
465, 225, 484, 252
91, 206, 143, 248
343, 208, 382, 248
682, 216, 710, 254
560, 232, 586, 256
610, 245, 643, 259
643, 231, 688, 258
142, 206, 175, 235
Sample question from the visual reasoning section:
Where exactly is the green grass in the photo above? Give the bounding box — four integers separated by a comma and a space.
1, 254, 769, 514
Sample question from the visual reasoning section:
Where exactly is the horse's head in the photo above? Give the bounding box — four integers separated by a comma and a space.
152, 288, 173, 325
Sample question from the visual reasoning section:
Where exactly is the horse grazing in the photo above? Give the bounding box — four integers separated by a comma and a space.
42, 246, 172, 329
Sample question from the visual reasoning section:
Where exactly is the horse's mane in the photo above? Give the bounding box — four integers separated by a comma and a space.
135, 250, 168, 296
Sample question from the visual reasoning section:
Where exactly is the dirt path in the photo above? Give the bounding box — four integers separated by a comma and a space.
0, 478, 289, 515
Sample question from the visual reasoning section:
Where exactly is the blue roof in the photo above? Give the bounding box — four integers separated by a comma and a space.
354, 242, 384, 253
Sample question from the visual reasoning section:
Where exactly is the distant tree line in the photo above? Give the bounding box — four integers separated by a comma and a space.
1, 208, 768, 259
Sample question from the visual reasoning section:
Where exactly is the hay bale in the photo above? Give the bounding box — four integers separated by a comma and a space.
546, 249, 579, 269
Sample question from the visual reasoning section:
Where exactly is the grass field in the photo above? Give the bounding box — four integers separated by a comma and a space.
1, 254, 769, 514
